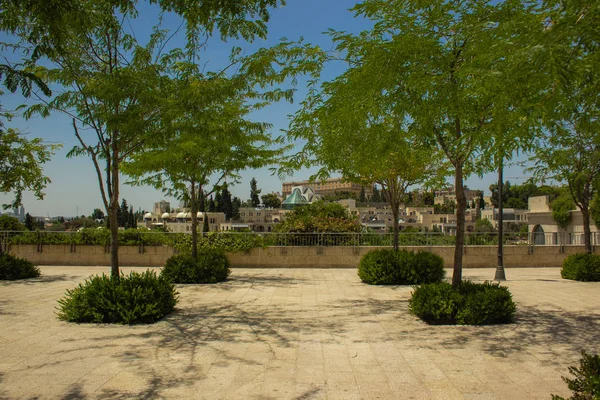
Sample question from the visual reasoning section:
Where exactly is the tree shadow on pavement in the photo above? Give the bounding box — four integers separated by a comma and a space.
0, 274, 81, 285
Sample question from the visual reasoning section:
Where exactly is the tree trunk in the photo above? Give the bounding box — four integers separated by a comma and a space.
109, 140, 120, 278
495, 156, 506, 281
109, 204, 119, 278
452, 163, 467, 288
382, 181, 400, 251
392, 205, 400, 251
190, 181, 198, 259
581, 205, 592, 254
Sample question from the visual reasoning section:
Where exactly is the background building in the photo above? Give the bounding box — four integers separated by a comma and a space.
143, 210, 225, 233
282, 178, 372, 198
527, 195, 599, 245
434, 187, 483, 205
222, 207, 291, 232
481, 208, 528, 229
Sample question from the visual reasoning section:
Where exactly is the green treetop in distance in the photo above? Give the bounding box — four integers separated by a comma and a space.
91, 208, 104, 220
250, 177, 261, 207
0, 128, 60, 209
274, 202, 361, 233
261, 193, 281, 208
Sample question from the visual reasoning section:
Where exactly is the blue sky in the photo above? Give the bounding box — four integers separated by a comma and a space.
0, 0, 531, 217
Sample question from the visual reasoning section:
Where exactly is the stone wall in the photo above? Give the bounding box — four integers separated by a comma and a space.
7, 244, 600, 268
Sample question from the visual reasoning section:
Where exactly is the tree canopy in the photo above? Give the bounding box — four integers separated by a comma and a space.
283, 0, 544, 285
6, 0, 291, 276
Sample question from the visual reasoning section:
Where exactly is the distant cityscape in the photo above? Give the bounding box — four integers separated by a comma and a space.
2, 176, 597, 246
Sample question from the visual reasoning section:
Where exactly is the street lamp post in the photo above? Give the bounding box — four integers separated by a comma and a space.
495, 157, 506, 281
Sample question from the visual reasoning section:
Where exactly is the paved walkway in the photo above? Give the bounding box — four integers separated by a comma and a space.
0, 267, 599, 400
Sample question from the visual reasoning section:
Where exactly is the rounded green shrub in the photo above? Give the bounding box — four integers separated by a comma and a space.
407, 282, 461, 324
162, 250, 231, 284
552, 351, 600, 400
561, 253, 600, 282
409, 280, 516, 325
56, 270, 178, 324
0, 253, 41, 280
358, 249, 445, 285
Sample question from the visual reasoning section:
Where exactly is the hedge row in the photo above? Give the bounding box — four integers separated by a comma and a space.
7, 228, 262, 253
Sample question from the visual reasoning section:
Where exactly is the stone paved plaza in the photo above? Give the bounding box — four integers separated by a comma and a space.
1, 266, 599, 400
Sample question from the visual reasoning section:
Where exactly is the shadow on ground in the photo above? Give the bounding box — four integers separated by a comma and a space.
29, 273, 598, 399
0, 274, 81, 285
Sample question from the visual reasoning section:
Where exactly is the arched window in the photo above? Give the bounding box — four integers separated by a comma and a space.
533, 225, 545, 245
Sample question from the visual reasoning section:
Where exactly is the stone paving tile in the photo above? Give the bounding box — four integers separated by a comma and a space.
0, 266, 599, 399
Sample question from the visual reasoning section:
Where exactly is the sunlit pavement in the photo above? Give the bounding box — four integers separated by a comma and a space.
1, 266, 598, 399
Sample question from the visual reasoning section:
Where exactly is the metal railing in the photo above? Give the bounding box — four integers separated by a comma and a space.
1, 229, 598, 248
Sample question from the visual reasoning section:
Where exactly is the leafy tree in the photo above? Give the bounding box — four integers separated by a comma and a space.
261, 193, 281, 208
232, 196, 242, 220
434, 199, 456, 215
119, 199, 129, 228
91, 208, 104, 220
474, 218, 495, 233
373, 0, 541, 286
220, 186, 233, 221
202, 214, 209, 233
198, 195, 205, 213
530, 0, 600, 254
274, 202, 361, 233
283, 0, 544, 286
592, 194, 600, 230
286, 79, 442, 249
532, 116, 600, 253
64, 216, 99, 231
124, 67, 285, 258
422, 191, 435, 207
359, 187, 366, 203
214, 191, 223, 213
0, 128, 60, 209
479, 192, 486, 210
490, 181, 563, 210
322, 191, 358, 202
12, 0, 288, 277
370, 186, 381, 202
24, 212, 34, 231
128, 205, 136, 229
250, 177, 261, 207
551, 194, 575, 230
0, 214, 24, 231
208, 195, 216, 212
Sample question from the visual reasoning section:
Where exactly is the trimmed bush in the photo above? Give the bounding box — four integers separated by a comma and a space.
57, 270, 178, 324
358, 249, 445, 285
0, 253, 41, 280
409, 281, 517, 325
161, 250, 231, 284
561, 253, 600, 282
552, 351, 600, 400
